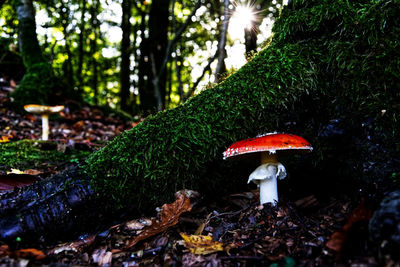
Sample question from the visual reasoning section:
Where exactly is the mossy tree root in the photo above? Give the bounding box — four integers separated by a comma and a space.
0, 167, 98, 245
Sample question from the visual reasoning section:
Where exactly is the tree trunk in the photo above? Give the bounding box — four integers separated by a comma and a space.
60, 0, 74, 87
244, 27, 258, 55
14, 0, 43, 68
214, 0, 229, 83
120, 0, 132, 112
77, 0, 86, 95
138, 12, 152, 113
138, 0, 170, 114
11, 0, 69, 108
244, 3, 261, 55
90, 0, 99, 105
2, 0, 400, 245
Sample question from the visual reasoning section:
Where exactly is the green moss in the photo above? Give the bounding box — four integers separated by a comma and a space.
84, 0, 400, 210
10, 62, 70, 110
0, 140, 91, 172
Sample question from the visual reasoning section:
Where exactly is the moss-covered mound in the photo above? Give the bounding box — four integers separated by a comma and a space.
10, 62, 70, 110
84, 0, 400, 211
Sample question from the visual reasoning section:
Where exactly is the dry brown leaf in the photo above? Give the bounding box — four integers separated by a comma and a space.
0, 245, 9, 258
0, 136, 10, 143
6, 168, 24, 174
123, 190, 191, 250
180, 233, 224, 255
23, 169, 42, 176
326, 199, 372, 253
0, 173, 41, 191
12, 248, 46, 260
73, 120, 85, 131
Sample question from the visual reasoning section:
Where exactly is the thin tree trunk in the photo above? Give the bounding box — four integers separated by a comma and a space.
120, 0, 132, 112
60, 0, 74, 87
147, 0, 170, 111
244, 4, 261, 55
14, 0, 44, 68
77, 0, 86, 95
244, 28, 258, 55
90, 0, 99, 105
11, 0, 68, 107
138, 12, 152, 113
138, 0, 170, 114
214, 0, 230, 83
175, 55, 183, 103
166, 58, 172, 107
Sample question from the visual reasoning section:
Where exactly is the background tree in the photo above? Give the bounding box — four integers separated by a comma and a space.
10, 0, 70, 108
214, 0, 229, 83
1, 0, 287, 112
119, 0, 132, 112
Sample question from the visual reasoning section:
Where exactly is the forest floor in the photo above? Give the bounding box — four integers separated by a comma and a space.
0, 82, 386, 266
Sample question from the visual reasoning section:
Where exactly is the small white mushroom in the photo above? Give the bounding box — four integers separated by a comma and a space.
248, 162, 287, 205
24, 105, 64, 140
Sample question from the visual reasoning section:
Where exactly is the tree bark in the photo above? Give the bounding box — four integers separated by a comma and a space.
60, 0, 74, 87
120, 0, 132, 112
77, 0, 86, 95
90, 0, 99, 105
14, 0, 44, 68
244, 27, 258, 55
138, 0, 170, 114
214, 0, 230, 83
11, 0, 69, 108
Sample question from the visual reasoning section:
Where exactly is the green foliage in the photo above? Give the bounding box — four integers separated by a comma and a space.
0, 2, 18, 39
0, 140, 91, 171
84, 0, 400, 210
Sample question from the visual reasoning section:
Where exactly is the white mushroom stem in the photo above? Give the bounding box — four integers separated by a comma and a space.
41, 114, 49, 140
248, 152, 287, 206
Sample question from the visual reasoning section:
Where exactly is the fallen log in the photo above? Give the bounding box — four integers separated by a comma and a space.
0, 168, 97, 245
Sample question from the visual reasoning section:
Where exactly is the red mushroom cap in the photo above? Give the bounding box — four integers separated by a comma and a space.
223, 133, 312, 159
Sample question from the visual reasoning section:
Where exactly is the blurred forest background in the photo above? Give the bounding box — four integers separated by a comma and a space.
0, 0, 287, 115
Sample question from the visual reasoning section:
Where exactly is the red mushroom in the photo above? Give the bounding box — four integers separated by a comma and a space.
223, 133, 312, 205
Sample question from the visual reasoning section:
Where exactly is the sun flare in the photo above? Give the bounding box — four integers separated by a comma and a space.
232, 5, 255, 30
228, 4, 256, 41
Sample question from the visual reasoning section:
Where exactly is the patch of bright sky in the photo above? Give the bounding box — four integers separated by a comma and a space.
34, 0, 122, 58
192, 1, 287, 92
0, 18, 7, 38
98, 0, 122, 46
